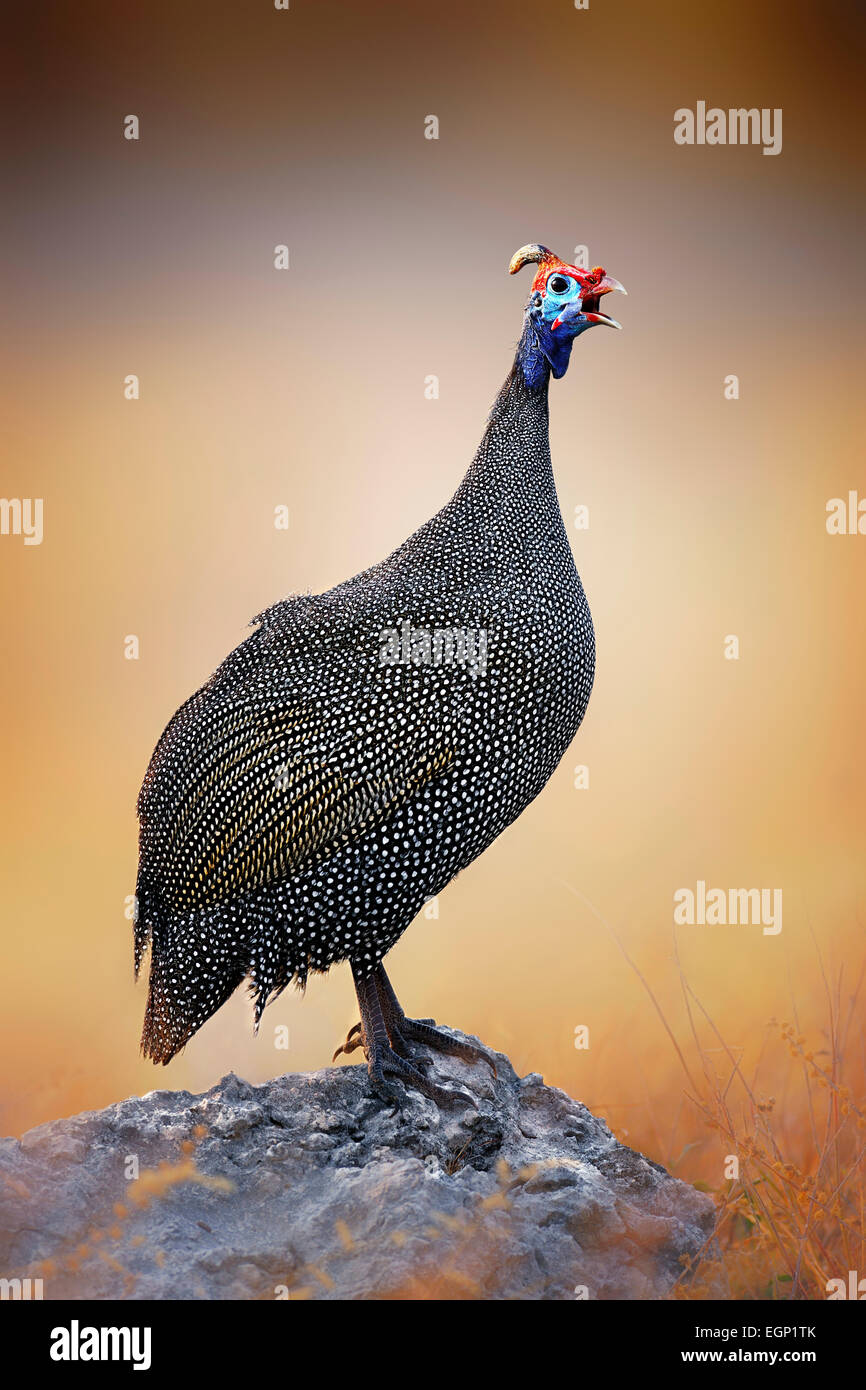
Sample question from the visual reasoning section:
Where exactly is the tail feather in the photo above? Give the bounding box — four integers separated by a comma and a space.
136, 892, 309, 1064
139, 910, 250, 1065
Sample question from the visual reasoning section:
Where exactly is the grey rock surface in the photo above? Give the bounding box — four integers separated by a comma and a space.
0, 1031, 714, 1300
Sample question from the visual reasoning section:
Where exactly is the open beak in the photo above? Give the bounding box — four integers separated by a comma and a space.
581, 275, 628, 329
552, 275, 628, 332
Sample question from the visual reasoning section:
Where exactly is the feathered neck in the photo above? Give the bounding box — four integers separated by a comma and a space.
514, 312, 575, 389
453, 344, 555, 507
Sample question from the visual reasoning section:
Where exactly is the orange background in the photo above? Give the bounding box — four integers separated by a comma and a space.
2, 0, 864, 1181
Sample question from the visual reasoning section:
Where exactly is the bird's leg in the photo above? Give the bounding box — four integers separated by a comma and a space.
373, 964, 498, 1078
347, 964, 476, 1108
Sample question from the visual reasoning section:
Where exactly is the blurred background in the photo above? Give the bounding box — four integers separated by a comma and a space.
2, 0, 864, 1210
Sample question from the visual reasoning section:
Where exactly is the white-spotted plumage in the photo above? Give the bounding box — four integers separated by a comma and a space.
135, 287, 596, 1065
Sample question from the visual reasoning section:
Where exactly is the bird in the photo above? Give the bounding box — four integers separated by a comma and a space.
134, 243, 626, 1105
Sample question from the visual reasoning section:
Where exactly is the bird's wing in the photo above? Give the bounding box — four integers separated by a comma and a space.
135, 650, 456, 932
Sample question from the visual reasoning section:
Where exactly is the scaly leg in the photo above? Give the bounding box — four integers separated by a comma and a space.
334, 964, 477, 1107
332, 963, 496, 1100
375, 964, 497, 1078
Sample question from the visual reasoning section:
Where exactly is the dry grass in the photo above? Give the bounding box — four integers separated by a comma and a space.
550, 884, 866, 1300
622, 946, 866, 1300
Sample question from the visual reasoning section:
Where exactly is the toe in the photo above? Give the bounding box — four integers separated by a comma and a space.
401, 1019, 498, 1076
371, 1045, 476, 1109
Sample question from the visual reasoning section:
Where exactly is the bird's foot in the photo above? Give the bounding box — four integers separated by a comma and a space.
367, 1041, 477, 1110
333, 1018, 431, 1071
373, 964, 497, 1077
341, 964, 486, 1109
391, 1016, 498, 1078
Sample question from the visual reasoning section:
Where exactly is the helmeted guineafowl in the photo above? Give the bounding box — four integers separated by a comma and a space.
134, 243, 626, 1104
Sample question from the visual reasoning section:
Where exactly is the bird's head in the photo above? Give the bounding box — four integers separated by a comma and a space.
510, 243, 627, 383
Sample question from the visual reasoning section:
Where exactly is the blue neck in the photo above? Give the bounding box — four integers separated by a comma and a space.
515, 312, 574, 390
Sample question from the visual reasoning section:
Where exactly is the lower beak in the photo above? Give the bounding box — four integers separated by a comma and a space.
582, 311, 623, 330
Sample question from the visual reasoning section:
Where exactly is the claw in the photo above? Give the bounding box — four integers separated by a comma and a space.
332, 1020, 364, 1062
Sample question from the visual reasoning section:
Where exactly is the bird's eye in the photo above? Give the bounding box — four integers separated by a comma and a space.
548, 275, 572, 296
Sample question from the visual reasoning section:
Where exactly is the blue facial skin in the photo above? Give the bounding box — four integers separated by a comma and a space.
517, 275, 594, 390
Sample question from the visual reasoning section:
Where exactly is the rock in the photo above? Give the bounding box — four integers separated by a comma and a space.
0, 1030, 714, 1300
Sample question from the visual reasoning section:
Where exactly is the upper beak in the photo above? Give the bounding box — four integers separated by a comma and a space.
596, 275, 628, 299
